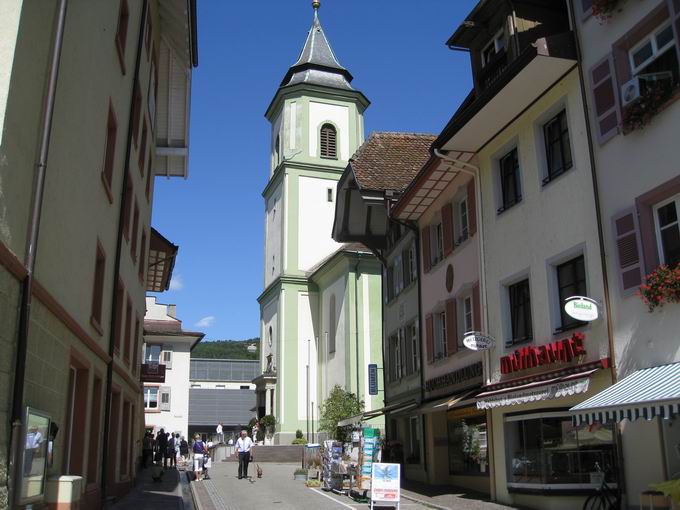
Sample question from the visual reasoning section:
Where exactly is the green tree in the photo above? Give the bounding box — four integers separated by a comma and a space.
319, 385, 364, 441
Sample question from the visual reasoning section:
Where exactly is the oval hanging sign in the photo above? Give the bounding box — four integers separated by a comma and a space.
463, 332, 496, 351
564, 296, 600, 322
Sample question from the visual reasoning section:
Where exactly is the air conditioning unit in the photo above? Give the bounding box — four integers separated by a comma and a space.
620, 77, 641, 107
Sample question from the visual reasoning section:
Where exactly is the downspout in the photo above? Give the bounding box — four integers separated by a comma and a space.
353, 261, 361, 408
567, 0, 617, 384
8, 1, 68, 508
100, 1, 147, 502
433, 148, 496, 500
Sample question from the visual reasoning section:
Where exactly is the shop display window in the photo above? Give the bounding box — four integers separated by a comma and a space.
448, 412, 489, 475
505, 412, 618, 489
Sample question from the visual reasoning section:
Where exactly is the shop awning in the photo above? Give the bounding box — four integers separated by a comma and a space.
476, 369, 598, 410
337, 400, 417, 427
571, 362, 680, 426
419, 390, 478, 414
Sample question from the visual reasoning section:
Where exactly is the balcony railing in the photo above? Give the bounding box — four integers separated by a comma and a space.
479, 49, 508, 91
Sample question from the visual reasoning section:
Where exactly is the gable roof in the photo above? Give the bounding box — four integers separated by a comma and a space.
349, 132, 437, 192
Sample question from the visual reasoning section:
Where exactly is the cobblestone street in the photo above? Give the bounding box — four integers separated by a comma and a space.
191, 462, 518, 510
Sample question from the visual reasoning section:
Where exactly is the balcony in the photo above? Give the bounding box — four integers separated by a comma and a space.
434, 32, 577, 153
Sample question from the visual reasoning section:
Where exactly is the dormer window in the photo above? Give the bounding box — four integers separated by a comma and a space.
320, 123, 338, 159
481, 29, 505, 67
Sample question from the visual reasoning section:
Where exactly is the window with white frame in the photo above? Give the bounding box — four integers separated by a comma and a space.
457, 198, 469, 245
654, 194, 680, 267
388, 332, 401, 381
144, 344, 161, 363
481, 29, 505, 67
498, 147, 521, 212
162, 349, 172, 368
462, 295, 474, 336
431, 222, 444, 266
393, 254, 404, 296
402, 245, 415, 288
434, 310, 447, 360
144, 386, 158, 409
543, 110, 573, 184
629, 22, 678, 86
409, 321, 419, 373
408, 242, 418, 282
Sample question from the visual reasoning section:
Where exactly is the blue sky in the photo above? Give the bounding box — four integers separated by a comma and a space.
149, 1, 477, 341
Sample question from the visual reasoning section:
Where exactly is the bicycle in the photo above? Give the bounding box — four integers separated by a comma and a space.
582, 463, 621, 510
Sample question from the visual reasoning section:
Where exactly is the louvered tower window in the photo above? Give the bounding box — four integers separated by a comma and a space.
320, 124, 337, 159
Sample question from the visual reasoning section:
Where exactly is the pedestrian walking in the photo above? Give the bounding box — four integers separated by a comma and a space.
167, 432, 177, 468
157, 429, 168, 469
179, 436, 189, 463
216, 422, 224, 444
142, 432, 153, 468
236, 429, 254, 479
192, 434, 208, 481
174, 433, 182, 466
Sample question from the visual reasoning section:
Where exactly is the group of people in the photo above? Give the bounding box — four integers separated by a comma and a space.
142, 429, 190, 470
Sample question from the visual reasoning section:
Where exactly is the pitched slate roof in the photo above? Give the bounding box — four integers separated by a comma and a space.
349, 132, 437, 192
280, 8, 354, 90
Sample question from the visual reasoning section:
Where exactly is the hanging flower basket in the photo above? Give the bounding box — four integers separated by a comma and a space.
638, 264, 680, 311
592, 0, 622, 21
622, 82, 673, 134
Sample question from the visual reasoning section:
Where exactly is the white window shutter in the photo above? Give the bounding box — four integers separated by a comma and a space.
162, 344, 173, 369
160, 386, 171, 411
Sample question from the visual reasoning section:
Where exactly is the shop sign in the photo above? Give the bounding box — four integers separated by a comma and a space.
500, 332, 586, 375
476, 377, 591, 409
463, 332, 496, 351
425, 362, 483, 392
141, 362, 166, 383
368, 364, 378, 396
371, 463, 401, 503
564, 296, 600, 322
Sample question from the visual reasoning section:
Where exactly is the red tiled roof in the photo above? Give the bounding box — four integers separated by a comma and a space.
350, 132, 436, 192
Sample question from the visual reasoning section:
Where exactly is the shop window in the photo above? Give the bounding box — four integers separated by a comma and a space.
407, 416, 421, 464
434, 310, 447, 360
505, 413, 618, 490
448, 411, 488, 475
144, 386, 158, 410
654, 194, 680, 267
542, 110, 573, 185
498, 147, 522, 213
556, 255, 587, 331
507, 279, 533, 345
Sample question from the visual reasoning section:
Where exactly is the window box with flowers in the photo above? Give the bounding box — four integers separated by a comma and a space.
639, 264, 680, 311
592, 0, 622, 22
622, 81, 674, 134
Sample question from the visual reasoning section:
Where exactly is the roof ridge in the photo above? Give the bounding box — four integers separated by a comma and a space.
369, 131, 437, 137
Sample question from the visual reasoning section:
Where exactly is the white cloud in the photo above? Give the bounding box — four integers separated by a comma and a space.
169, 274, 184, 291
195, 316, 216, 328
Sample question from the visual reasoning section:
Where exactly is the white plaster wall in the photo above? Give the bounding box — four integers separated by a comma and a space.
261, 296, 279, 374
298, 175, 342, 271
308, 101, 350, 161
319, 274, 347, 401
479, 71, 609, 383
264, 182, 282, 287
0, 0, 22, 136
144, 337, 192, 438
297, 291, 318, 421
145, 296, 175, 320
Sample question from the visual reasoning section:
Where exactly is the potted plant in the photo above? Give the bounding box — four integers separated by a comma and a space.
293, 468, 308, 481
622, 81, 673, 134
260, 415, 277, 445
639, 264, 680, 311
592, 0, 622, 22
292, 429, 308, 445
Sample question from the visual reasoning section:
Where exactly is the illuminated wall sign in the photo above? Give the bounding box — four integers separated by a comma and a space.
564, 296, 600, 322
500, 332, 586, 375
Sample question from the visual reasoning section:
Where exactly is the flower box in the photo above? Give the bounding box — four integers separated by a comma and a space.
639, 264, 680, 311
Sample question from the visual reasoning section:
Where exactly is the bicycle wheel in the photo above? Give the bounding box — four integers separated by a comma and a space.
583, 494, 608, 510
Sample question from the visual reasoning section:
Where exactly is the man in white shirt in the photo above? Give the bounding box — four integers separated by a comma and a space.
236, 429, 254, 479
216, 422, 223, 444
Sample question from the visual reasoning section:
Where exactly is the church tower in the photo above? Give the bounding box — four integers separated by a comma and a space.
255, 1, 371, 442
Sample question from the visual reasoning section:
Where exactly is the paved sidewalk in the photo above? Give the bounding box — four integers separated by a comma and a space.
400, 480, 519, 510
109, 464, 193, 510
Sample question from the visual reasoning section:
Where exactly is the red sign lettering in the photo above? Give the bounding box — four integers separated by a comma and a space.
500, 332, 586, 375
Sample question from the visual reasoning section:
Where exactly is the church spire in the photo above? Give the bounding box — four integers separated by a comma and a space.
279, 1, 354, 90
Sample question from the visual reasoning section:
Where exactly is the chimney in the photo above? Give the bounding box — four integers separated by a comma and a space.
168, 304, 177, 318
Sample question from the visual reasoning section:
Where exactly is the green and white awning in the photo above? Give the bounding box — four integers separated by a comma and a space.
571, 362, 680, 426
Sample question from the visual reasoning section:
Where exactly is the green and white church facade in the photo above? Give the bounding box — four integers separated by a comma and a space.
254, 3, 384, 443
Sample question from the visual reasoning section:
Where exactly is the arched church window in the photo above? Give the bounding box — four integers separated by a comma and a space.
320, 124, 337, 160
328, 294, 336, 353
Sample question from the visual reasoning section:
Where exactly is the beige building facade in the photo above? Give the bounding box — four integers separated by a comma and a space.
0, 1, 197, 507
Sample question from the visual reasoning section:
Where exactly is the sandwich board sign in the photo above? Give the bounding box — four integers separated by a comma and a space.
370, 463, 400, 509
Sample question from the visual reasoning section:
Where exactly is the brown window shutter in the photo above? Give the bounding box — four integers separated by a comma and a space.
612, 207, 645, 296
472, 282, 482, 331
425, 314, 434, 364
590, 54, 620, 144
442, 203, 454, 257
422, 226, 432, 273
445, 299, 458, 356
467, 179, 477, 237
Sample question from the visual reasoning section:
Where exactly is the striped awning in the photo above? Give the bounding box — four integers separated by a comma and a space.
571, 362, 680, 426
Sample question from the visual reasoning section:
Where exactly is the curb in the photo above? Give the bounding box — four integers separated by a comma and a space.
401, 492, 452, 510
189, 480, 203, 510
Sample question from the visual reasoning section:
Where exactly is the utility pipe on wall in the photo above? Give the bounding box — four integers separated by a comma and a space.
9, 1, 68, 507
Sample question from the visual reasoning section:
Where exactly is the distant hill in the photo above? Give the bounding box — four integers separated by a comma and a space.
191, 338, 260, 360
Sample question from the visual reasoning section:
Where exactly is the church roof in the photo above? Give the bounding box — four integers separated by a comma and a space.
280, 6, 354, 91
